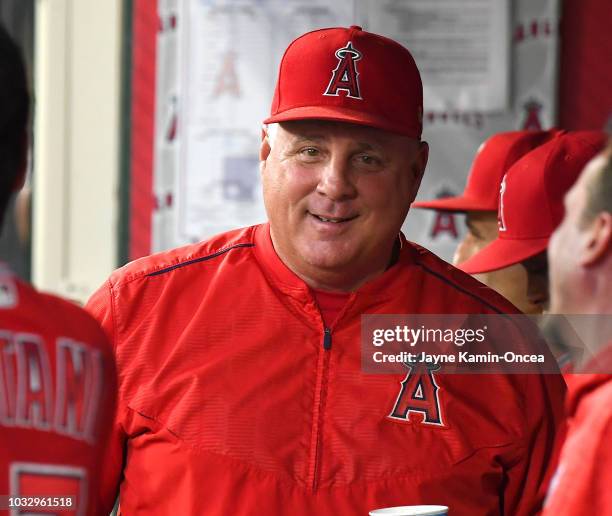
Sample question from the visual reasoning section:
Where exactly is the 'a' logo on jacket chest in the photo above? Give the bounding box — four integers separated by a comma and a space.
388, 363, 445, 427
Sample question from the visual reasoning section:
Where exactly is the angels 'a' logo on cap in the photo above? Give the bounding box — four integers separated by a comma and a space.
323, 41, 363, 100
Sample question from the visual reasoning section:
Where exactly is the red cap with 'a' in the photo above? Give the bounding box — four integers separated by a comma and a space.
459, 130, 607, 274
412, 130, 559, 212
264, 26, 423, 139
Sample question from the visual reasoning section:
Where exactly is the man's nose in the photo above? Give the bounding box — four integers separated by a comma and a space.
453, 235, 475, 266
316, 156, 358, 201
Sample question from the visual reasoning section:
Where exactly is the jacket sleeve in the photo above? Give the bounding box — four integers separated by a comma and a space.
503, 372, 566, 516
86, 280, 127, 515
585, 421, 612, 512
542, 414, 612, 515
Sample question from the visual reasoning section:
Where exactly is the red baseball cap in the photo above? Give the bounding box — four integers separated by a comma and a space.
264, 26, 423, 139
459, 130, 607, 274
412, 130, 559, 212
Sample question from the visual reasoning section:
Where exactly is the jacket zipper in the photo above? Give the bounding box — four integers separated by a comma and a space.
307, 326, 332, 491
323, 327, 332, 350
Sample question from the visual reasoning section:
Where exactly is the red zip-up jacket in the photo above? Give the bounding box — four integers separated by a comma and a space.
0, 265, 116, 515
542, 347, 612, 515
87, 224, 565, 515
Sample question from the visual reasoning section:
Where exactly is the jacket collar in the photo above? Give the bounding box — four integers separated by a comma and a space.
252, 223, 419, 298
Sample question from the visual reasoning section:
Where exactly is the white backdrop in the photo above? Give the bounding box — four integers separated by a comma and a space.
152, 0, 559, 262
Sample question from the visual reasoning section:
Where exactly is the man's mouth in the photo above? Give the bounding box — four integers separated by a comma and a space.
309, 212, 358, 224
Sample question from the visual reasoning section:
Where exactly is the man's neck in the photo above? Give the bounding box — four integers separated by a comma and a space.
288, 263, 387, 293
562, 291, 612, 368
269, 240, 399, 293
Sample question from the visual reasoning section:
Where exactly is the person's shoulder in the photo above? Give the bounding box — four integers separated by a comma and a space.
37, 287, 103, 328
106, 225, 258, 289
4, 272, 108, 346
579, 375, 612, 420
405, 241, 522, 315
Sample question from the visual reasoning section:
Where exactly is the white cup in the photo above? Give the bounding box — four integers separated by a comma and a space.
369, 506, 449, 516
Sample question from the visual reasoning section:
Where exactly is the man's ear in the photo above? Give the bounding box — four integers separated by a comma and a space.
12, 130, 28, 191
581, 211, 612, 266
417, 140, 429, 172
260, 136, 271, 162
409, 140, 428, 202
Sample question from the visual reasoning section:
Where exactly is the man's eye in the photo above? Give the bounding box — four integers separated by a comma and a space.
357, 154, 381, 166
299, 147, 320, 158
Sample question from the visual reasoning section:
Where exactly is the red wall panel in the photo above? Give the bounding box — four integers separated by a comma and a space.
559, 0, 612, 130
129, 0, 157, 260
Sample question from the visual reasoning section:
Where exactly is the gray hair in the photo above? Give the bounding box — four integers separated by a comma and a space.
263, 123, 279, 149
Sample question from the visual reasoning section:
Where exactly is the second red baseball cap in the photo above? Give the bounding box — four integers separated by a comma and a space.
459, 130, 607, 274
264, 26, 423, 139
412, 130, 559, 212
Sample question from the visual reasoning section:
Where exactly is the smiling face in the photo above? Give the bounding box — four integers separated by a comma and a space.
260, 120, 428, 291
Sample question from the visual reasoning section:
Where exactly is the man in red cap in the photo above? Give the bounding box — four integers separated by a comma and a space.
413, 130, 556, 313
87, 26, 564, 514
0, 24, 116, 515
542, 142, 612, 514
458, 131, 606, 364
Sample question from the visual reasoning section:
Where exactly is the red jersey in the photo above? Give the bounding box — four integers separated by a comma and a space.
542, 348, 612, 515
0, 265, 116, 515
86, 224, 565, 515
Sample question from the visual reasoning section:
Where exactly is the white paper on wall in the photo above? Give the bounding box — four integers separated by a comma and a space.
359, 0, 510, 112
